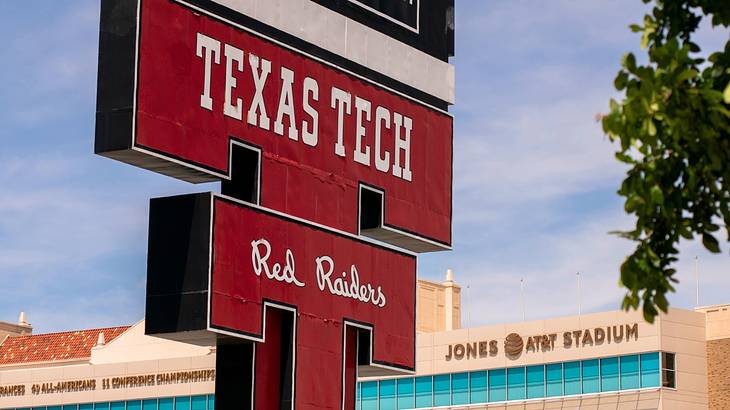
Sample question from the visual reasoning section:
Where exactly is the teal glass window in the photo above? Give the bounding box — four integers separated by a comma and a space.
469, 371, 487, 404
641, 352, 660, 387
94, 404, 110, 410
601, 357, 619, 391
143, 399, 157, 410
191, 396, 206, 410
451, 372, 468, 405
127, 401, 142, 410
546, 363, 562, 397
64, 406, 79, 410
397, 378, 414, 409
175, 396, 191, 410
49, 407, 62, 410
361, 381, 378, 410
356, 382, 360, 408
582, 359, 600, 393
379, 379, 396, 410
620, 354, 640, 389
414, 376, 432, 408
207, 396, 214, 410
526, 365, 545, 399
80, 405, 94, 410
564, 361, 581, 395
507, 367, 525, 400
110, 403, 125, 410
488, 369, 506, 402
159, 398, 173, 410
433, 374, 450, 406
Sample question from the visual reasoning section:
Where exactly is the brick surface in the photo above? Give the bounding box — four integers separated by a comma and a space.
707, 337, 730, 410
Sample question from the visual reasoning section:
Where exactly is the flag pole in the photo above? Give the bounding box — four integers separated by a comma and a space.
520, 278, 525, 322
577, 272, 582, 316
695, 256, 700, 307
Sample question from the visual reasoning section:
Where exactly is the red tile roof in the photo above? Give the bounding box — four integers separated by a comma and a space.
0, 326, 130, 365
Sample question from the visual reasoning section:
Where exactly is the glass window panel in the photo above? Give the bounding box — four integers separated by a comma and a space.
546, 363, 562, 397
662, 352, 677, 388
361, 381, 378, 410
663, 369, 676, 388
32, 407, 46, 410
80, 405, 94, 410
127, 401, 142, 410
641, 352, 660, 387
488, 369, 506, 402
601, 357, 619, 392
527, 365, 545, 399
207, 395, 214, 410
507, 367, 526, 400
176, 396, 191, 410
63, 406, 79, 410
158, 398, 173, 410
380, 379, 396, 410
620, 355, 640, 390
142, 400, 157, 410
564, 361, 581, 395
433, 374, 450, 406
582, 359, 600, 393
110, 403, 125, 410
469, 371, 487, 404
94, 404, 110, 410
49, 407, 62, 410
356, 382, 361, 409
397, 378, 414, 410
414, 376, 432, 408
191, 396, 207, 410
662, 352, 675, 370
451, 372, 468, 405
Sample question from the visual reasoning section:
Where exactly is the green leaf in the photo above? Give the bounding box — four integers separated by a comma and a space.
724, 81, 730, 104
702, 233, 721, 253
676, 69, 698, 85
654, 292, 669, 313
650, 185, 664, 204
622, 53, 637, 71
647, 119, 657, 136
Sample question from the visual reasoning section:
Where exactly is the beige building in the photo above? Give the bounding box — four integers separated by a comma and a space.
0, 313, 32, 342
0, 274, 728, 410
417, 270, 461, 333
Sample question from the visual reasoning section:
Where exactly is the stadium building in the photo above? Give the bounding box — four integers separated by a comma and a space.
0, 272, 728, 410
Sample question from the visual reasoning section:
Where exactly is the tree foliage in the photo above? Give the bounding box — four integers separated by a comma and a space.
602, 0, 730, 322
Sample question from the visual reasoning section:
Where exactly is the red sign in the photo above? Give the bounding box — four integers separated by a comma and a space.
97, 0, 453, 251
145, 193, 415, 409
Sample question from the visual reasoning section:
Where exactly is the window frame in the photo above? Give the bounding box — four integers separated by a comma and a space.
661, 352, 677, 389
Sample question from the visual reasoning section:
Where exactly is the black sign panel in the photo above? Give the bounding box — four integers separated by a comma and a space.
311, 0, 454, 62
348, 0, 419, 32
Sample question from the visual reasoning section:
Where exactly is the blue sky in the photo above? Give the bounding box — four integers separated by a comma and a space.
0, 1, 728, 333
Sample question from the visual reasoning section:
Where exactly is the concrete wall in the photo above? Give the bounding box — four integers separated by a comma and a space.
698, 304, 730, 410
659, 308, 708, 409
0, 321, 32, 341
416, 309, 659, 376
417, 275, 461, 333
91, 321, 212, 364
